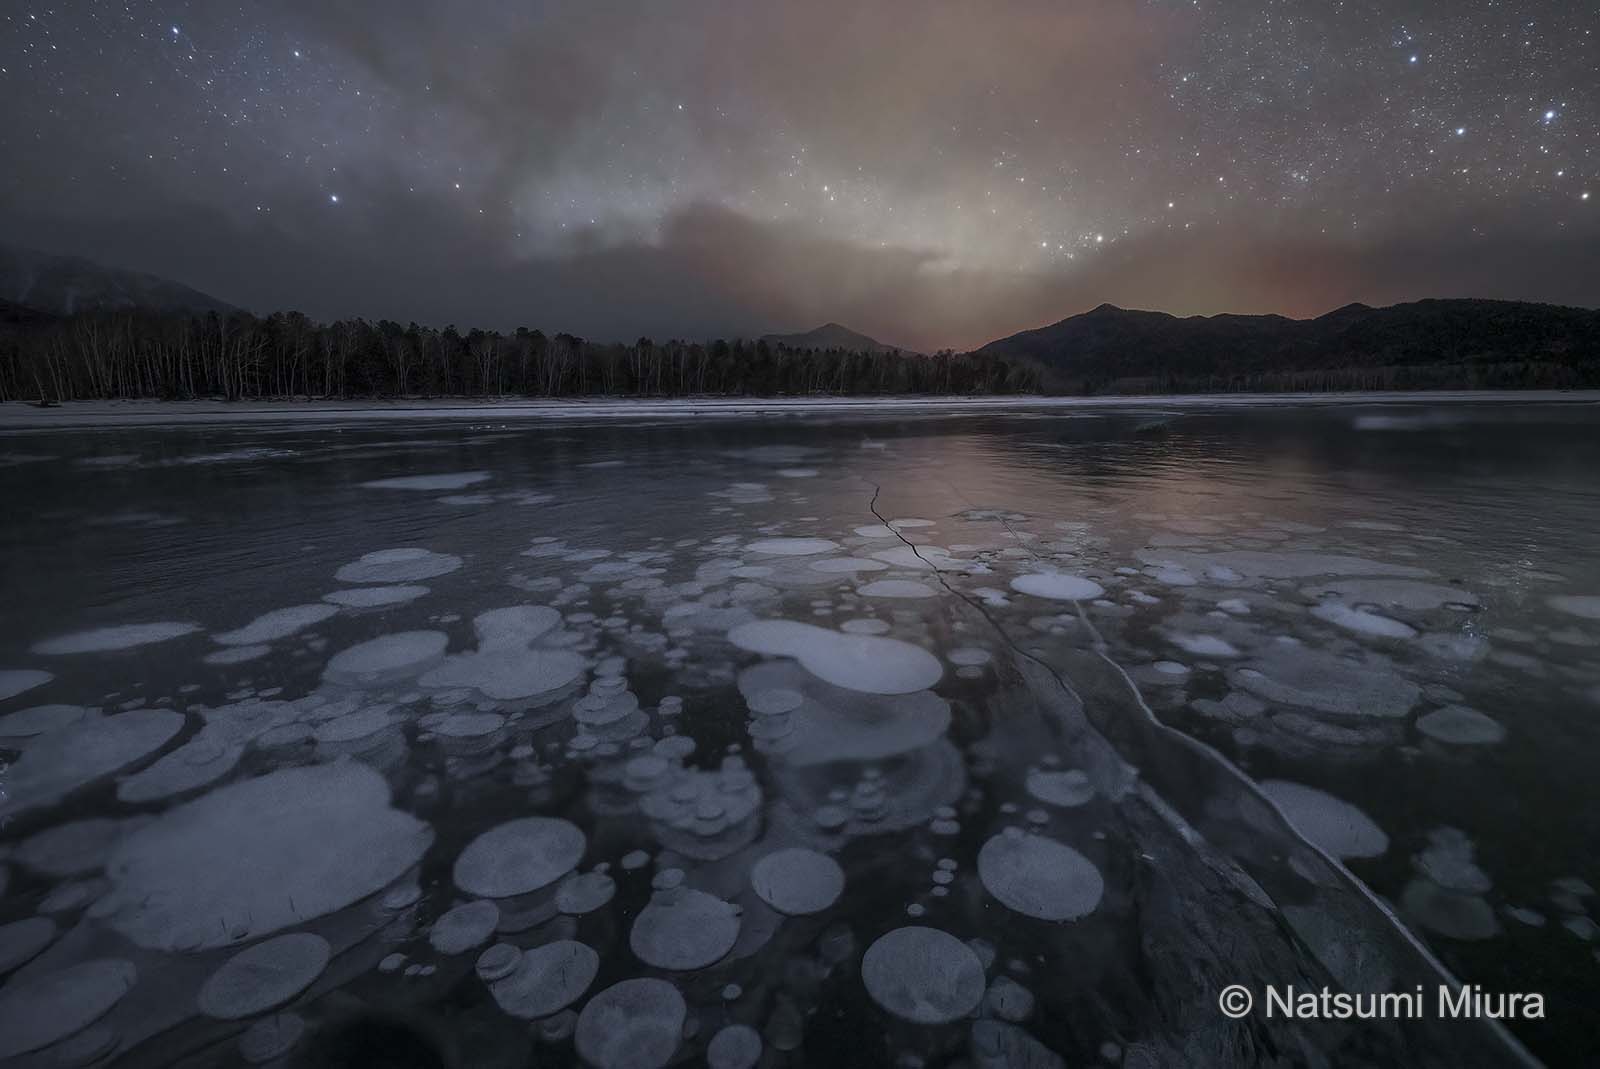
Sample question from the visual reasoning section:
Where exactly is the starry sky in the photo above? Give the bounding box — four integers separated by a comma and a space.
2, 1, 1596, 351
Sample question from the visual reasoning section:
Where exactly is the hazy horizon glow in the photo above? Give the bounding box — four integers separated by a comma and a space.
2, 1, 1597, 350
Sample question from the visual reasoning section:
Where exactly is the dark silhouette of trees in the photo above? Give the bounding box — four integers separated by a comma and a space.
0, 306, 1041, 402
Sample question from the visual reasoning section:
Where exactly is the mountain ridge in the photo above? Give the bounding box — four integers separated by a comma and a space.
760, 322, 919, 355
976, 297, 1600, 391
0, 243, 235, 317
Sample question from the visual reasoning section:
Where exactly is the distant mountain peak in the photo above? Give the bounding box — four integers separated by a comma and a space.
760, 322, 919, 355
0, 243, 235, 317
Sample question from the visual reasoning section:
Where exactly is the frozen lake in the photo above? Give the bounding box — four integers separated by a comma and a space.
1, 396, 1597, 1066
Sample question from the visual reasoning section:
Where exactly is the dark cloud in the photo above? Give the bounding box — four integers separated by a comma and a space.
2, 1, 1595, 347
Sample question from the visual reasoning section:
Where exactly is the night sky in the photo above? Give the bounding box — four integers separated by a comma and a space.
3, 1, 1596, 351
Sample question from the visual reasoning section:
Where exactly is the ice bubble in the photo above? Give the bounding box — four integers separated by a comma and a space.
1547, 595, 1600, 621
1259, 780, 1388, 859
708, 1024, 763, 1069
0, 959, 138, 1059
840, 618, 891, 635
1401, 880, 1499, 941
861, 926, 986, 1024
1231, 647, 1419, 719
810, 557, 889, 573
488, 940, 599, 1019
889, 518, 936, 529
978, 832, 1103, 921
322, 584, 430, 608
103, 763, 432, 950
474, 605, 563, 648
1416, 705, 1506, 746
751, 848, 846, 915
1136, 548, 1430, 580
0, 668, 51, 702
198, 932, 331, 1020
1167, 633, 1241, 658
422, 646, 587, 701
556, 871, 617, 914
1010, 574, 1105, 601
1, 710, 184, 820
324, 630, 449, 686
948, 647, 992, 667
971, 1021, 1062, 1069
630, 888, 741, 969
777, 468, 819, 478
0, 702, 87, 742
336, 547, 462, 584
728, 619, 942, 695
215, 605, 338, 646
859, 579, 938, 599
575, 978, 686, 1069
1302, 579, 1478, 611
1311, 602, 1417, 639
0, 917, 56, 976
31, 622, 200, 655
239, 1014, 306, 1064
361, 471, 491, 491
1024, 768, 1094, 808
116, 729, 245, 803
204, 644, 271, 665
747, 537, 841, 556
429, 900, 501, 954
454, 817, 586, 898
854, 525, 895, 538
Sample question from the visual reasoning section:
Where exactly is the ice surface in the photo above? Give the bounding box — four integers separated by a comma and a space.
361, 471, 490, 490
454, 817, 586, 898
102, 762, 432, 950
322, 584, 431, 607
977, 830, 1104, 921
750, 848, 845, 915
197, 932, 331, 1019
861, 926, 986, 1024
0, 710, 184, 819
335, 547, 462, 583
0, 959, 137, 1059
575, 978, 685, 1069
487, 940, 599, 1019
630, 887, 742, 969
214, 604, 338, 645
1259, 780, 1389, 859
31, 622, 200, 655
727, 619, 942, 695
323, 630, 449, 686
1010, 573, 1106, 601
0, 668, 51, 702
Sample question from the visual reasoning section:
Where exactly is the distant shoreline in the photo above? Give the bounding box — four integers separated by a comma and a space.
2, 390, 1595, 431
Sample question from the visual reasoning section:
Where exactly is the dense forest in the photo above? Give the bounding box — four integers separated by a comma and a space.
0, 305, 1040, 402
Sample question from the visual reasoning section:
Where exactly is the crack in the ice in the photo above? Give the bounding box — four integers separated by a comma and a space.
865, 482, 1082, 706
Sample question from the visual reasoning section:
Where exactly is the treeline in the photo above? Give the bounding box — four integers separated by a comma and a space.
0, 307, 1040, 401
1067, 360, 1600, 396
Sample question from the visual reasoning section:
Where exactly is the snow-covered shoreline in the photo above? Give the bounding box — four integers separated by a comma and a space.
1, 390, 1595, 431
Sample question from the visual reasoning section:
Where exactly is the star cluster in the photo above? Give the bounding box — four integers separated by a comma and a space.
2, 0, 1595, 349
